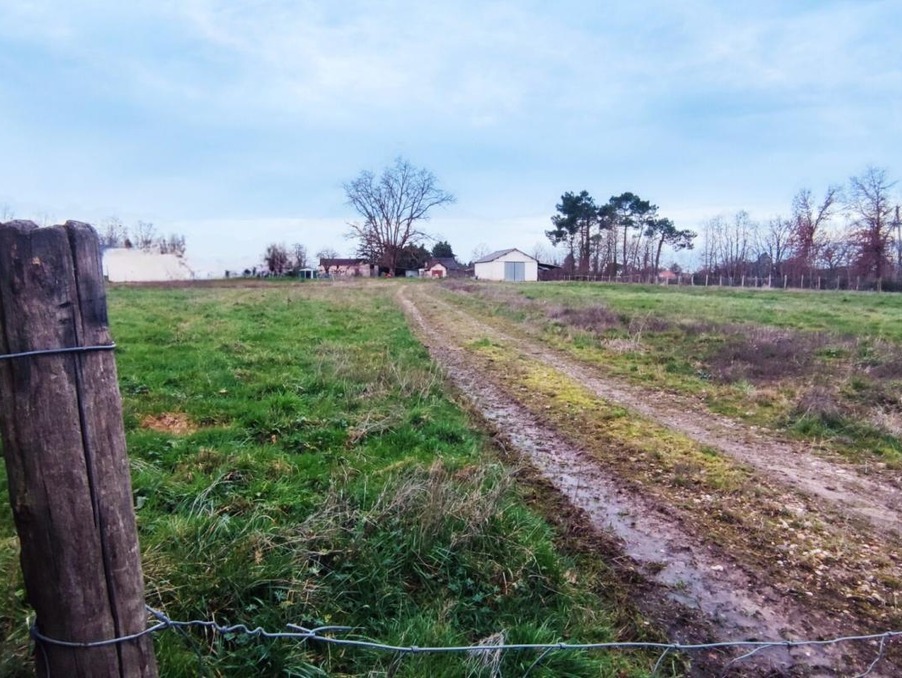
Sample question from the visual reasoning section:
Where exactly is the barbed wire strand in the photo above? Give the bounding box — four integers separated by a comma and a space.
0, 343, 116, 362
28, 606, 901, 674
857, 633, 889, 678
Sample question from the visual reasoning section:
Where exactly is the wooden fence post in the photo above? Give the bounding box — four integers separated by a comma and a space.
0, 221, 157, 677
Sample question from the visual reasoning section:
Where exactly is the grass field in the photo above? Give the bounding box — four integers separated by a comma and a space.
443, 281, 902, 466
0, 281, 660, 677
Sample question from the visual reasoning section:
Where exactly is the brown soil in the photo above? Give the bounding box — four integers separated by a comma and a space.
398, 284, 902, 677
140, 412, 197, 435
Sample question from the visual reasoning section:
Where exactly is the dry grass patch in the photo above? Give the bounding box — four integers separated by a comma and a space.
140, 412, 198, 435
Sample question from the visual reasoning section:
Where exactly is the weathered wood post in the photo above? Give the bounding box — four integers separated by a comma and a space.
0, 221, 157, 677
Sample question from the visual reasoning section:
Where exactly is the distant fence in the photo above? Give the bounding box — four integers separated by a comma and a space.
543, 271, 902, 292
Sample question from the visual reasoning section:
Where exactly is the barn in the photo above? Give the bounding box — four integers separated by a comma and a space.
473, 248, 538, 282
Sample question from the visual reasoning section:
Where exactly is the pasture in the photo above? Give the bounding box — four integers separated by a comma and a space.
2, 278, 901, 675
0, 281, 654, 677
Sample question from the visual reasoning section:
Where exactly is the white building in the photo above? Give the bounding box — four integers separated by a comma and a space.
102, 248, 194, 282
473, 248, 538, 282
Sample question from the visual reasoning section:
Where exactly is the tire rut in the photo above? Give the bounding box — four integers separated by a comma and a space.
397, 286, 892, 676
417, 286, 902, 538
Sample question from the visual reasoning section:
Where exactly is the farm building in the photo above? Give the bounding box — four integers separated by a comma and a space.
319, 258, 376, 278
424, 257, 467, 278
473, 249, 538, 282
102, 248, 194, 282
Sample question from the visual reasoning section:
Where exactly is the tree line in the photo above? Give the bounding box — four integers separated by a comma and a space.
547, 167, 901, 288
697, 167, 900, 287
0, 209, 188, 258
258, 239, 458, 276
98, 217, 186, 257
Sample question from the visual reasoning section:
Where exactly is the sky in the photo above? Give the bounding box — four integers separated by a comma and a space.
1, 0, 900, 275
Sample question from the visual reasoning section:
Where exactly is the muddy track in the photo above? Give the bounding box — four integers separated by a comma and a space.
397, 285, 898, 676
415, 286, 902, 538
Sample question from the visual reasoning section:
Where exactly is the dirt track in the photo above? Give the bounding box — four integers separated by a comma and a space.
398, 284, 902, 677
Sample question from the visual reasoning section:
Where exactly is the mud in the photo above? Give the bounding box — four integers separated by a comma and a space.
398, 285, 899, 676
419, 287, 902, 539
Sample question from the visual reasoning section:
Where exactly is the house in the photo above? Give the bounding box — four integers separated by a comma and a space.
473, 249, 538, 282
424, 257, 467, 278
319, 258, 376, 278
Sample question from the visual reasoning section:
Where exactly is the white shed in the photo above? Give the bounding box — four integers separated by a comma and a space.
102, 248, 194, 282
473, 248, 538, 282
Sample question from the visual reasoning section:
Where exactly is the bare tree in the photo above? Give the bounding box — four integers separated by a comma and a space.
0, 203, 14, 222
757, 216, 794, 278
846, 166, 896, 283
161, 233, 186, 257
820, 224, 858, 277
531, 242, 559, 265
316, 247, 339, 262
789, 186, 840, 274
291, 243, 308, 270
700, 211, 756, 278
471, 243, 490, 264
344, 157, 455, 273
99, 216, 125, 249
133, 221, 157, 250
263, 243, 290, 275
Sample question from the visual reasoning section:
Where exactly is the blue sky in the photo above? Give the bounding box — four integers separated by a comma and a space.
1, 0, 900, 274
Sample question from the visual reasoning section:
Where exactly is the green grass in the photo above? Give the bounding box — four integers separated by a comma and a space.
441, 281, 902, 465
521, 283, 902, 340
0, 282, 659, 676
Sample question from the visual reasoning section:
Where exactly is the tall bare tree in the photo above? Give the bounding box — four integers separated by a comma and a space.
291, 243, 308, 270
700, 212, 756, 278
757, 216, 794, 278
846, 167, 896, 283
789, 186, 840, 274
344, 157, 455, 273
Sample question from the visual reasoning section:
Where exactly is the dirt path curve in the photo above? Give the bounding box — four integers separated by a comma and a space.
397, 285, 891, 676
415, 285, 902, 538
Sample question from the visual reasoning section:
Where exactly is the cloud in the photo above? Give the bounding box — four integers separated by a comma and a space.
1, 0, 899, 271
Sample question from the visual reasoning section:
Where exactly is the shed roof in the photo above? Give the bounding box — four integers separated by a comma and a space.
473, 248, 536, 264
426, 257, 465, 270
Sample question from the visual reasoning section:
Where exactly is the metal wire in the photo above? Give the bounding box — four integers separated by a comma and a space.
0, 343, 116, 361
27, 605, 901, 674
